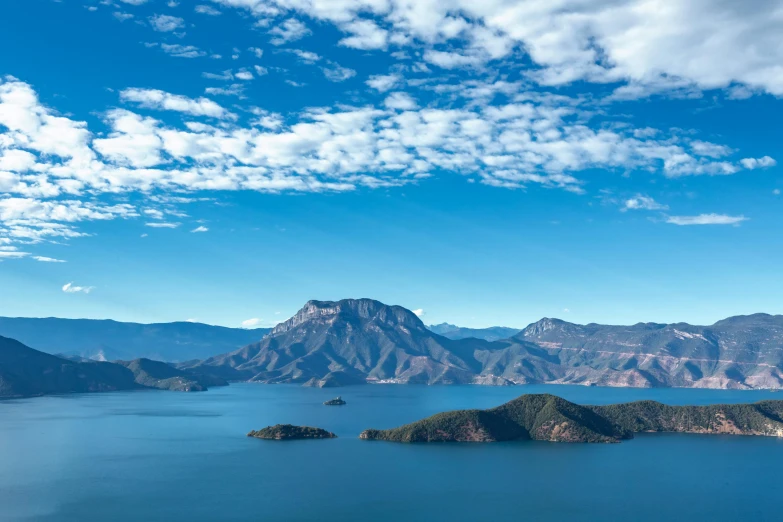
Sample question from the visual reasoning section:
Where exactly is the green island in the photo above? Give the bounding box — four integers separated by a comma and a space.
247, 424, 337, 440
359, 394, 783, 443
323, 396, 346, 405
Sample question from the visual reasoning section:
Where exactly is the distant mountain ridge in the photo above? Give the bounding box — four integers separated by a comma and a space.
0, 317, 270, 362
0, 335, 226, 398
184, 299, 783, 389
428, 323, 520, 341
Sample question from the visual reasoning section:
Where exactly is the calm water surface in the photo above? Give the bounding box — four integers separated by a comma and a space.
1, 384, 782, 522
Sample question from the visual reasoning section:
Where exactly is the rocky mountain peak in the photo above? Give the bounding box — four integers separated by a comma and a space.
520, 317, 572, 338
271, 298, 425, 335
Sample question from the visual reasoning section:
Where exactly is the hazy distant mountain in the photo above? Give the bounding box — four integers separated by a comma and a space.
0, 317, 270, 362
186, 300, 783, 389
0, 335, 229, 398
0, 335, 138, 398
428, 323, 520, 341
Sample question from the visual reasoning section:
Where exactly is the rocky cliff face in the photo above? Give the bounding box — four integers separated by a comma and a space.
185, 302, 783, 390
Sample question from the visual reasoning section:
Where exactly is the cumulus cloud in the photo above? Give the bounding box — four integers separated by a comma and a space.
366, 74, 402, 92
119, 88, 233, 119
666, 214, 748, 226
241, 317, 263, 327
62, 282, 93, 294
322, 63, 356, 82
149, 14, 185, 32
211, 0, 783, 97
269, 18, 310, 46
412, 309, 425, 317
740, 156, 777, 170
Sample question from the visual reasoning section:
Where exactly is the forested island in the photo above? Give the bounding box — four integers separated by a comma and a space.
247, 424, 337, 440
360, 394, 783, 443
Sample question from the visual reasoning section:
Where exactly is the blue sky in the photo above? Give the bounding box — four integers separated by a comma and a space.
0, 0, 781, 329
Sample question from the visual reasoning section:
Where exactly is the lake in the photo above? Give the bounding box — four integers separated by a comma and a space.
1, 383, 782, 521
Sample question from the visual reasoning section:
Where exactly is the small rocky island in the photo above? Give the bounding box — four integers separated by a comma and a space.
360, 394, 783, 444
323, 396, 346, 406
247, 424, 336, 440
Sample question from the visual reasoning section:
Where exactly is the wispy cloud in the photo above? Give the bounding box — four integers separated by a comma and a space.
191, 226, 209, 233
241, 318, 263, 327
33, 256, 66, 263
119, 88, 233, 119
623, 195, 668, 212
145, 222, 180, 228
62, 282, 93, 294
666, 214, 748, 226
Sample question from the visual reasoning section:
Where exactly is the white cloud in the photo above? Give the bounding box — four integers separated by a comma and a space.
114, 12, 134, 22
412, 308, 425, 317
33, 256, 66, 263
248, 47, 264, 58
145, 222, 180, 228
195, 5, 221, 16
623, 195, 668, 212
666, 214, 748, 226
149, 14, 185, 32
153, 43, 206, 59
119, 88, 233, 119
740, 156, 777, 170
119, 0, 149, 4
290, 49, 321, 63
211, 0, 783, 97
384, 92, 417, 110
191, 225, 209, 232
366, 73, 402, 93
774, 189, 781, 196
235, 70, 254, 80
322, 63, 356, 82
338, 19, 388, 50
241, 317, 263, 327
62, 282, 94, 294
269, 18, 310, 46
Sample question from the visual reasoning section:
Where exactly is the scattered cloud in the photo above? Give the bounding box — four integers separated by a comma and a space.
322, 63, 356, 82
338, 19, 388, 50
119, 88, 233, 119
666, 214, 748, 226
366, 73, 402, 92
740, 156, 777, 170
33, 256, 66, 263
241, 317, 263, 327
248, 47, 264, 58
195, 5, 221, 16
62, 282, 93, 294
412, 308, 425, 317
269, 18, 310, 46
774, 189, 781, 196
145, 222, 180, 228
149, 14, 185, 32
623, 195, 668, 212
191, 225, 209, 232
146, 43, 206, 58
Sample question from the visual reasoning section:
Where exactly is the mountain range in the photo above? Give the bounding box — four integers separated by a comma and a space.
3, 299, 783, 397
0, 317, 269, 362
428, 323, 521, 341
184, 299, 783, 390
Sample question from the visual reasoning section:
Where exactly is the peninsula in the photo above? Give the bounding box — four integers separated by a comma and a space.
359, 394, 783, 443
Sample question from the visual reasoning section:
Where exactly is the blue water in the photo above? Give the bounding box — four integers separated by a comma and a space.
1, 384, 782, 522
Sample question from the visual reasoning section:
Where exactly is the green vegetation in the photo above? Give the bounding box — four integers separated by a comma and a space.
360, 394, 783, 443
323, 396, 346, 405
247, 424, 337, 440
116, 358, 227, 392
